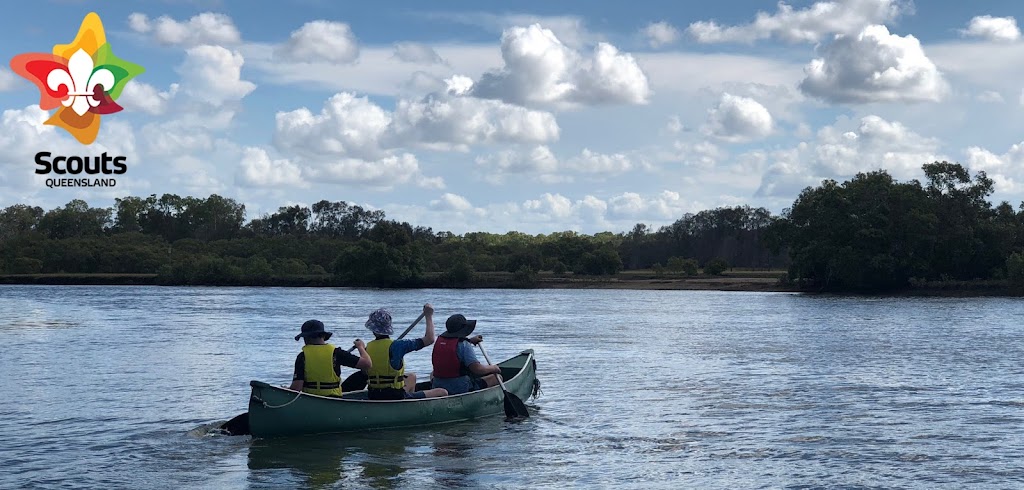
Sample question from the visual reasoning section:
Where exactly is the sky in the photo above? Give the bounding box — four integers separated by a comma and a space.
3, 0, 1024, 234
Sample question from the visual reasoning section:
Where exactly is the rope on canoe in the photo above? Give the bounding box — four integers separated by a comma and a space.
257, 389, 304, 409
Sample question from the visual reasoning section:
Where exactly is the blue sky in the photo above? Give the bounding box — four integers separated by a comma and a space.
3, 0, 1024, 234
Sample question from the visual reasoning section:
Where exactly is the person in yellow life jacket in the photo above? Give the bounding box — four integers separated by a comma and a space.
364, 304, 448, 400
288, 319, 371, 397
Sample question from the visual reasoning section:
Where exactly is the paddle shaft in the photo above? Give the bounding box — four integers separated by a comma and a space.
476, 343, 508, 389
347, 311, 427, 352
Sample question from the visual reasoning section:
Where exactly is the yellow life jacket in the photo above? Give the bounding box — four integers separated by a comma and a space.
366, 338, 405, 390
302, 344, 341, 396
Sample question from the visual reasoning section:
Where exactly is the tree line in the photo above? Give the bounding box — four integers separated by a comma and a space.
3, 160, 1021, 291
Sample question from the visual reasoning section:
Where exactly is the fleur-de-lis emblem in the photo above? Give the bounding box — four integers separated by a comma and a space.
47, 49, 117, 116
9, 12, 144, 145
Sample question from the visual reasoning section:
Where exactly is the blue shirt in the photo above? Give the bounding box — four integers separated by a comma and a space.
388, 338, 425, 370
430, 340, 481, 395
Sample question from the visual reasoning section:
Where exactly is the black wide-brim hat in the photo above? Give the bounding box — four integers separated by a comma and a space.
441, 314, 477, 338
295, 319, 333, 341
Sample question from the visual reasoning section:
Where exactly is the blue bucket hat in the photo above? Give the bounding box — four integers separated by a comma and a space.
365, 308, 393, 336
295, 319, 333, 341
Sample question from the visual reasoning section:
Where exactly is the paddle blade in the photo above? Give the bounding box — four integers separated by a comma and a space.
503, 390, 530, 419
342, 371, 368, 392
220, 412, 250, 436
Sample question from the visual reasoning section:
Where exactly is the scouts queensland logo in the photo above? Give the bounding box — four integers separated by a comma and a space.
9, 12, 142, 186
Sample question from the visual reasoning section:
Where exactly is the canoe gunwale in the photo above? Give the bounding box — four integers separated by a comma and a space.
246, 349, 537, 437
249, 349, 534, 404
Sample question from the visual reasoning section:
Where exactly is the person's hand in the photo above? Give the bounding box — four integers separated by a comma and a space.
353, 339, 365, 350
423, 303, 434, 317
468, 335, 483, 345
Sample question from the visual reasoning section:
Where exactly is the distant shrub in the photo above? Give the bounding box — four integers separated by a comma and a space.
513, 265, 538, 287
704, 258, 729, 276
1007, 252, 1024, 285
10, 257, 43, 274
552, 261, 568, 276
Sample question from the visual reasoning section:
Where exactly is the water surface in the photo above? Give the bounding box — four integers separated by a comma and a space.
1, 286, 1022, 488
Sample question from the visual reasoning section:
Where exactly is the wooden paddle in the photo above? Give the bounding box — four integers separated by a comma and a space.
218, 311, 427, 436
477, 343, 530, 419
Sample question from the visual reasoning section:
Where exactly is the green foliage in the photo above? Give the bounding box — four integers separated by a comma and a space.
441, 260, 475, 287
1007, 252, 1024, 285
577, 245, 623, 275
332, 240, 422, 286
704, 258, 729, 275
11, 257, 42, 274
273, 258, 309, 276
666, 256, 699, 275
552, 261, 568, 276
652, 263, 664, 276
512, 265, 538, 287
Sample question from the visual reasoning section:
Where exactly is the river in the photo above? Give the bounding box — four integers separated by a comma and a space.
0, 286, 1022, 488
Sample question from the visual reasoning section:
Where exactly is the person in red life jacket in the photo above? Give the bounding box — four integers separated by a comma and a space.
430, 313, 501, 395
288, 319, 371, 397
364, 304, 448, 400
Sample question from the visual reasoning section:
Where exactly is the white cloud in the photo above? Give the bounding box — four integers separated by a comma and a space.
274, 92, 391, 161
304, 153, 432, 189
273, 85, 559, 166
687, 0, 907, 44
565, 149, 634, 174
642, 21, 679, 48
475, 145, 562, 184
960, 15, 1020, 42
607, 190, 691, 220
276, 20, 359, 64
389, 91, 561, 149
523, 193, 574, 219
472, 24, 651, 108
118, 82, 179, 115
799, 25, 948, 103
977, 90, 1004, 103
430, 193, 475, 212
0, 68, 17, 91
237, 147, 305, 188
666, 116, 684, 134
703, 93, 774, 142
177, 45, 257, 107
964, 143, 1024, 192
141, 123, 214, 156
383, 189, 710, 234
655, 140, 726, 169
127, 12, 241, 46
393, 43, 446, 64
755, 115, 945, 197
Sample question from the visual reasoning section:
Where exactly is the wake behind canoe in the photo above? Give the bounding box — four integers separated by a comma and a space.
245, 349, 538, 438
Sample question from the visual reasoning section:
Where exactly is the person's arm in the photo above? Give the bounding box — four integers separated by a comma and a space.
353, 339, 371, 369
461, 340, 501, 376
421, 303, 435, 346
288, 353, 305, 391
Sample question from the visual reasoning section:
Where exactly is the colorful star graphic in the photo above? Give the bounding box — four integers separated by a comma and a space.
9, 12, 144, 145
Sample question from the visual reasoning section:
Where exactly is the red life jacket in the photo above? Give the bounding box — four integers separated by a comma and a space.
432, 336, 468, 378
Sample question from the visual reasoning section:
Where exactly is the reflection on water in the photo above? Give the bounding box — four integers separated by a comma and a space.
1, 286, 1023, 488
245, 423, 503, 489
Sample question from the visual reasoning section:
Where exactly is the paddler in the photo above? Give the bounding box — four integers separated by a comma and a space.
288, 319, 371, 397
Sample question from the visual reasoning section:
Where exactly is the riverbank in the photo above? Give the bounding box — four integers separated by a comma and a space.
1, 270, 1020, 296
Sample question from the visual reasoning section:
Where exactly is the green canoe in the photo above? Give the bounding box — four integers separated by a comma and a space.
247, 349, 539, 438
